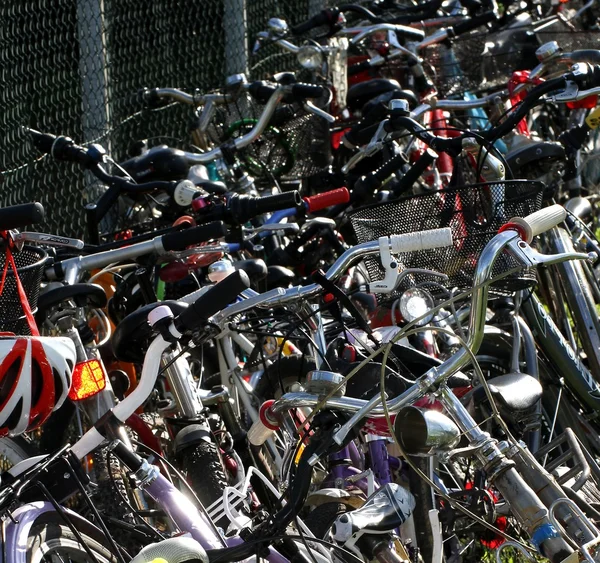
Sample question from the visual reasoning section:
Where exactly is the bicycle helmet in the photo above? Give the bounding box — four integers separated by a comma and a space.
0, 335, 76, 437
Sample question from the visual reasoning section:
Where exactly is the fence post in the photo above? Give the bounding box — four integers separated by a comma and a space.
223, 0, 249, 76
76, 0, 110, 143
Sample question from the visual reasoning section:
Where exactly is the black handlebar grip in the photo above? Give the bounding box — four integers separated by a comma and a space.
353, 152, 407, 200
0, 202, 45, 231
290, 9, 336, 35
290, 83, 326, 100
348, 60, 372, 76
227, 192, 302, 223
175, 270, 251, 332
450, 10, 497, 35
391, 149, 438, 197
27, 128, 56, 154
253, 191, 302, 215
27, 129, 89, 164
248, 81, 278, 104
570, 51, 600, 66
161, 221, 227, 252
392, 24, 426, 41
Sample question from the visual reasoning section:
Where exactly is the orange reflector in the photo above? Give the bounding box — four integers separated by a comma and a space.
68, 359, 107, 401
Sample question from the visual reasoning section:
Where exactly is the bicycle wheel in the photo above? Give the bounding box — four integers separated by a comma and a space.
0, 436, 34, 471
26, 511, 118, 562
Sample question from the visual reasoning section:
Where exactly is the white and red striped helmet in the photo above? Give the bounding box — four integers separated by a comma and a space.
0, 336, 76, 436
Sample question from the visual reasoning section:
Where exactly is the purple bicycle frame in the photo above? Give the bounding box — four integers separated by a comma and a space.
323, 437, 399, 494
2, 473, 291, 563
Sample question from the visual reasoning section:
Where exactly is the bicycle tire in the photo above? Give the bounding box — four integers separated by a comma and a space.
180, 440, 228, 518
0, 436, 34, 471
26, 511, 119, 562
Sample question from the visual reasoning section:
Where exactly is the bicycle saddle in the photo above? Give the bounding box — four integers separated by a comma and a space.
346, 79, 401, 112
112, 300, 188, 363
332, 483, 415, 542
37, 283, 107, 321
266, 265, 295, 289
473, 372, 542, 413
234, 259, 268, 282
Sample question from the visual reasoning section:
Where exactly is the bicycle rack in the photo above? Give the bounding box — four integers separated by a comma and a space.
535, 428, 591, 491
206, 466, 331, 560
549, 497, 600, 563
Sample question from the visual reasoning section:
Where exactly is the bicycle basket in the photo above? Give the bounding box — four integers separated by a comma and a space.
206, 93, 331, 185
422, 29, 540, 97
348, 181, 545, 298
0, 246, 46, 335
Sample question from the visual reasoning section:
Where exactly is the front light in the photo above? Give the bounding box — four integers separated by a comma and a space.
399, 288, 434, 326
297, 45, 323, 70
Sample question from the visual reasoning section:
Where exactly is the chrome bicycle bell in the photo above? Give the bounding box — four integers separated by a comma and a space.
305, 370, 347, 397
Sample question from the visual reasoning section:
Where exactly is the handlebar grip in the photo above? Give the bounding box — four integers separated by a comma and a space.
160, 221, 227, 251
570, 50, 600, 65
392, 24, 426, 41
507, 205, 566, 243
248, 81, 278, 104
450, 10, 497, 36
228, 192, 302, 224
248, 401, 280, 446
138, 87, 170, 109
0, 203, 45, 231
28, 129, 89, 164
303, 188, 350, 212
290, 83, 326, 100
348, 60, 372, 76
353, 153, 408, 200
387, 227, 453, 253
175, 270, 251, 332
391, 149, 438, 197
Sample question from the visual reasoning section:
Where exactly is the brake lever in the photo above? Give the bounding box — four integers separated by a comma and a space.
13, 232, 85, 250
341, 119, 389, 174
507, 238, 595, 267
244, 223, 300, 238
303, 100, 336, 123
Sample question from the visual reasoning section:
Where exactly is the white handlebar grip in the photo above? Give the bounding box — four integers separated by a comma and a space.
509, 205, 566, 243
388, 228, 453, 254
248, 400, 280, 446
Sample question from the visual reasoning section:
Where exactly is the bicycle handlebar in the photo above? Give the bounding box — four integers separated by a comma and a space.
0, 203, 44, 232
263, 205, 569, 422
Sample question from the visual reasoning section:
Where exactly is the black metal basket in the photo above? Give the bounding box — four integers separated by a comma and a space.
0, 246, 46, 335
348, 181, 545, 297
206, 93, 330, 185
423, 28, 600, 97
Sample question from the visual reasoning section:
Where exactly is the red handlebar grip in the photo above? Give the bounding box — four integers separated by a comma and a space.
303, 188, 350, 212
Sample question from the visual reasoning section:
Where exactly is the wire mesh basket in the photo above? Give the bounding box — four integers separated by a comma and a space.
349, 181, 545, 298
422, 27, 600, 97
0, 246, 46, 335
205, 93, 331, 185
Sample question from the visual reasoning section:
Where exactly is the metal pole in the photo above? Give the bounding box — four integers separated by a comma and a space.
223, 0, 249, 76
76, 0, 110, 143
76, 0, 111, 232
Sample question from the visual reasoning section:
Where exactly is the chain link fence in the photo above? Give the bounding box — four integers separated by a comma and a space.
0, 0, 325, 238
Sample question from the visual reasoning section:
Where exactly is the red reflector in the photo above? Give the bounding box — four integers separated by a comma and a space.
68, 359, 107, 401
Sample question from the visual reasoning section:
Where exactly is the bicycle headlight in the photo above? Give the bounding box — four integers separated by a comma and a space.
399, 288, 434, 326
297, 45, 323, 70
